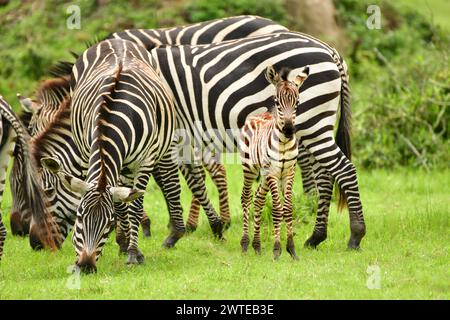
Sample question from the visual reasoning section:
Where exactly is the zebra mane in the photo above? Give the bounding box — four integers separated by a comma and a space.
35, 76, 71, 105
31, 97, 71, 169
95, 62, 123, 191
48, 37, 105, 79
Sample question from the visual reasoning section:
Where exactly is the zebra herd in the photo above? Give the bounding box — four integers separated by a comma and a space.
0, 15, 365, 272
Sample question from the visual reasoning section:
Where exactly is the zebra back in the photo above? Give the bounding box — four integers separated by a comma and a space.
107, 15, 288, 49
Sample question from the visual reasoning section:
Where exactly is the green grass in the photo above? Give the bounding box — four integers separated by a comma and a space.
0, 166, 448, 299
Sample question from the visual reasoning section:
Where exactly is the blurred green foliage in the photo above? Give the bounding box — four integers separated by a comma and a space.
334, 0, 449, 169
183, 0, 287, 25
0, 0, 448, 169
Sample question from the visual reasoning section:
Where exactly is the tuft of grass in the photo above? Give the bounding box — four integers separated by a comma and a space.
0, 166, 448, 299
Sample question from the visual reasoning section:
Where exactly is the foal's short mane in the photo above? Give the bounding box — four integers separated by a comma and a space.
31, 97, 71, 168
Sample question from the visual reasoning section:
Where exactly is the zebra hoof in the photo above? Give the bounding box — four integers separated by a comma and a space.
240, 235, 249, 253
185, 223, 197, 233
252, 239, 261, 255
348, 224, 365, 250
222, 220, 231, 231
127, 251, 144, 265
163, 229, 185, 248
273, 241, 281, 260
304, 232, 327, 249
286, 237, 299, 260
141, 219, 151, 238
210, 220, 223, 239
347, 237, 362, 250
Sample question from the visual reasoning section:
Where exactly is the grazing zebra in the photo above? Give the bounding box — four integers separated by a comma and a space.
11, 73, 151, 243
106, 15, 289, 231
240, 66, 309, 260
0, 95, 59, 258
147, 31, 366, 249
40, 39, 185, 272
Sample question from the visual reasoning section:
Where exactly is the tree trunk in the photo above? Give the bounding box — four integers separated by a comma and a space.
284, 0, 347, 52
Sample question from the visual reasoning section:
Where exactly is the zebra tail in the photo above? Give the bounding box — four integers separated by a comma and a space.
0, 95, 60, 250
334, 58, 352, 212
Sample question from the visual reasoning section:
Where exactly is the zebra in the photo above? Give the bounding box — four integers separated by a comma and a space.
40, 38, 185, 272
147, 31, 366, 249
12, 73, 152, 242
0, 95, 60, 258
240, 66, 309, 260
106, 15, 289, 231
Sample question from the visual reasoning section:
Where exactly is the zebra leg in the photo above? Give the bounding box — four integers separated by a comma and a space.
186, 197, 201, 232
283, 170, 299, 260
185, 165, 206, 232
297, 144, 316, 196
304, 161, 333, 248
140, 212, 151, 238
240, 169, 257, 253
153, 159, 186, 248
127, 196, 146, 264
267, 176, 283, 260
115, 202, 130, 255
0, 213, 6, 259
179, 163, 223, 239
307, 142, 366, 249
252, 180, 269, 255
207, 162, 231, 230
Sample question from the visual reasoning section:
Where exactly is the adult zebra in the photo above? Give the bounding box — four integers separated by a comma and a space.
147, 31, 366, 249
41, 38, 185, 272
11, 73, 151, 241
0, 96, 59, 259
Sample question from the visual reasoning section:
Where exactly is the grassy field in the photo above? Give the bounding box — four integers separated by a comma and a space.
0, 166, 448, 299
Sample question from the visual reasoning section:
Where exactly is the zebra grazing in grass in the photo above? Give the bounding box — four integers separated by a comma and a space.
0, 95, 60, 259
107, 15, 289, 232
40, 39, 185, 273
240, 66, 309, 260
11, 71, 151, 244
148, 31, 366, 250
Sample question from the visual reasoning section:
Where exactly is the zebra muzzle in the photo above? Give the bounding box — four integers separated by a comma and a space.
77, 250, 97, 274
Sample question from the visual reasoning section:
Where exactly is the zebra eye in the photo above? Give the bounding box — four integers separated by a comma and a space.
43, 187, 55, 197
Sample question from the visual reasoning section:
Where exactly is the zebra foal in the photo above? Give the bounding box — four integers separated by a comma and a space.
239, 66, 309, 260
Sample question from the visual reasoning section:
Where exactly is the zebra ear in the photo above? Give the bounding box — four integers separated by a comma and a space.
294, 66, 310, 88
17, 93, 38, 114
41, 157, 90, 196
265, 65, 280, 85
110, 187, 144, 203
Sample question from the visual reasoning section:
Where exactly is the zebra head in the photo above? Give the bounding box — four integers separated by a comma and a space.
41, 157, 143, 273
265, 65, 310, 139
